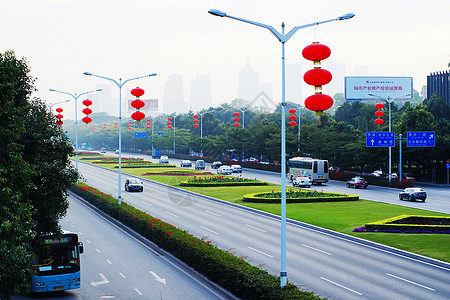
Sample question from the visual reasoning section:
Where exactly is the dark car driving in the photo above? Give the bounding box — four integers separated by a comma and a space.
125, 178, 143, 192
399, 187, 426, 202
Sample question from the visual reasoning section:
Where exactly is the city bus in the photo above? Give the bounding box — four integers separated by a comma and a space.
287, 157, 329, 184
30, 231, 84, 293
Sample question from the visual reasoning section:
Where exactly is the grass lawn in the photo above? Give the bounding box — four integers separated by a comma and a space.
79, 158, 450, 263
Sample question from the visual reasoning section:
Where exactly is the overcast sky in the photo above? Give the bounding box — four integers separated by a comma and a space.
2, 0, 449, 116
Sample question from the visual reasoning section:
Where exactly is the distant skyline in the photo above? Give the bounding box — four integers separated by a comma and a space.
2, 0, 449, 118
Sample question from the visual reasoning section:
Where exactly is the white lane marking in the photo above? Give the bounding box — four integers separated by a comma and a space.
106, 259, 112, 265
143, 201, 152, 206
166, 211, 180, 218
119, 272, 126, 278
245, 224, 266, 232
205, 210, 221, 217
320, 277, 362, 295
134, 288, 143, 295
149, 271, 167, 284
86, 239, 91, 244
386, 273, 435, 291
100, 296, 115, 299
200, 226, 218, 235
96, 249, 101, 253
301, 243, 332, 255
248, 246, 274, 258
91, 273, 110, 287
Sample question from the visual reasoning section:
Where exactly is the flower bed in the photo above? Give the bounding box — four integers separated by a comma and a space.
180, 175, 268, 187
243, 189, 358, 203
354, 215, 450, 234
69, 182, 320, 299
92, 157, 146, 164
116, 163, 176, 168
142, 171, 212, 176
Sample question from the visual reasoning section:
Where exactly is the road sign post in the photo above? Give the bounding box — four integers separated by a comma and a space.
366, 132, 395, 147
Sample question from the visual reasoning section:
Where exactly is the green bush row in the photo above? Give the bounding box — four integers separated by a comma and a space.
243, 191, 359, 203
180, 181, 268, 187
115, 163, 176, 168
69, 182, 321, 300
365, 215, 450, 232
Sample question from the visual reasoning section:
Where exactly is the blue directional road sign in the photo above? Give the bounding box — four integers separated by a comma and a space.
134, 132, 147, 139
366, 132, 395, 147
406, 131, 435, 147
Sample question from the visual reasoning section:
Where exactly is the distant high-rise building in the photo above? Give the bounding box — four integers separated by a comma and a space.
92, 84, 114, 116
190, 74, 212, 111
163, 74, 187, 113
427, 71, 450, 107
286, 63, 302, 104
238, 61, 259, 102
326, 62, 346, 97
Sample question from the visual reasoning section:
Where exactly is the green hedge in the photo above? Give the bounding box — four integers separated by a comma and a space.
70, 182, 322, 300
365, 215, 450, 233
115, 163, 176, 168
243, 190, 359, 203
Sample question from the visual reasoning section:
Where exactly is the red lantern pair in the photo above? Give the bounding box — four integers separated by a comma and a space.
233, 112, 240, 127
167, 117, 173, 129
82, 99, 93, 126
131, 87, 146, 123
302, 42, 333, 122
193, 114, 199, 128
374, 103, 385, 126
288, 109, 297, 126
55, 107, 63, 125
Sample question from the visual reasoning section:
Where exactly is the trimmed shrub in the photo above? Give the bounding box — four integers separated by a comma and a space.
70, 182, 322, 300
361, 215, 450, 233
243, 189, 359, 203
180, 175, 268, 187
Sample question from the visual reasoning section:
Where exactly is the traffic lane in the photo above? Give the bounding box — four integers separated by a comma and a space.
69, 194, 236, 300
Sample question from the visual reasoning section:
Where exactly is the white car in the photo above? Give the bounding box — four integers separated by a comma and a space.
180, 160, 192, 167
159, 155, 169, 164
292, 176, 312, 188
231, 164, 242, 173
217, 165, 232, 175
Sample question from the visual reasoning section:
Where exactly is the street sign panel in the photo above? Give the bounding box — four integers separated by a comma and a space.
366, 132, 395, 147
406, 131, 435, 147
134, 132, 147, 139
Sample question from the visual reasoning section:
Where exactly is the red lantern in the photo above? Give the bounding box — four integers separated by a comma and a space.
131, 99, 145, 110
146, 126, 151, 129
193, 119, 199, 123
288, 115, 296, 120
375, 111, 384, 117
302, 42, 331, 62
303, 68, 332, 86
374, 118, 384, 125
304, 94, 333, 115
233, 117, 240, 122
82, 99, 92, 106
233, 123, 240, 127
82, 116, 92, 124
168, 125, 173, 129
375, 103, 384, 109
288, 109, 296, 114
167, 121, 172, 125
167, 117, 172, 121
56, 114, 63, 119
131, 111, 145, 122
146, 119, 150, 122
56, 107, 63, 113
131, 87, 145, 97
233, 112, 239, 117
289, 121, 297, 126
193, 124, 199, 128
193, 114, 199, 118
82, 108, 92, 115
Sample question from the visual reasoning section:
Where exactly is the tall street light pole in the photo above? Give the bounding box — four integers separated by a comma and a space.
49, 88, 102, 180
198, 110, 214, 157
209, 8, 354, 287
368, 93, 411, 181
83, 72, 157, 205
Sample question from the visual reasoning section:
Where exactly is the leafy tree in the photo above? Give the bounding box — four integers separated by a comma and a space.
422, 93, 450, 122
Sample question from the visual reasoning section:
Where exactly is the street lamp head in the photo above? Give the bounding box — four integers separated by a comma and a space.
49, 89, 56, 91
338, 13, 355, 20
96, 89, 102, 92
83, 72, 92, 76
208, 9, 226, 17
149, 73, 157, 77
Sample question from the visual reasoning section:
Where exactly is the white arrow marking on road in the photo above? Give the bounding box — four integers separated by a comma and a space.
149, 271, 166, 284
90, 273, 109, 287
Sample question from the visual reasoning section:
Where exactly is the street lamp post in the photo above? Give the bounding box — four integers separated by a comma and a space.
368, 93, 411, 181
209, 9, 354, 287
83, 72, 157, 205
198, 110, 214, 157
49, 88, 102, 179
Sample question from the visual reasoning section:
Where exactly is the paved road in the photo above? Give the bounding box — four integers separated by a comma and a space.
76, 160, 450, 300
13, 193, 236, 300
